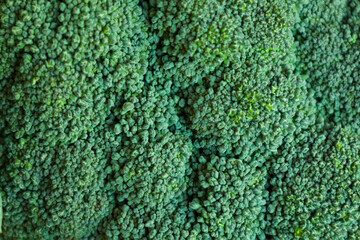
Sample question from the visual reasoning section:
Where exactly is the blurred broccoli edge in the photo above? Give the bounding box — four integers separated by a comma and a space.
0, 0, 360, 239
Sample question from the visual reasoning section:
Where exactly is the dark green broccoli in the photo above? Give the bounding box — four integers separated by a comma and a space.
1, 0, 360, 239
265, 1, 360, 239
266, 126, 360, 239
190, 155, 267, 240
0, 0, 150, 238
0, 194, 2, 234
294, 0, 360, 130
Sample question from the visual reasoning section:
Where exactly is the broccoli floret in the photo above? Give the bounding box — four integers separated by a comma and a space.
180, 0, 305, 160
0, 0, 149, 145
0, 0, 150, 238
190, 155, 267, 240
2, 130, 115, 238
0, 194, 2, 234
1, 0, 360, 239
264, 2, 360, 239
97, 128, 194, 239
294, 0, 360, 130
266, 126, 360, 240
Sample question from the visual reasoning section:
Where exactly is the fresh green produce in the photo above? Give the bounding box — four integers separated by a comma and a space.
1, 0, 360, 239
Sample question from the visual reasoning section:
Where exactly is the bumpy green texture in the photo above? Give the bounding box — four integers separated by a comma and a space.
0, 195, 2, 234
1, 0, 360, 239
267, 126, 360, 240
295, 0, 360, 130
191, 155, 267, 239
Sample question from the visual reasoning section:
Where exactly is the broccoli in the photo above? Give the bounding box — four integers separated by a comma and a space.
190, 155, 267, 239
1, 0, 360, 239
267, 126, 360, 240
294, 0, 360, 130
0, 0, 150, 238
266, 1, 360, 239
0, 194, 2, 234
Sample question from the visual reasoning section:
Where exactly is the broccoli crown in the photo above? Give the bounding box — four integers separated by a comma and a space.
1, 0, 360, 239
179, 0, 303, 157
295, 0, 360, 130
0, 0, 149, 145
190, 155, 267, 240
267, 126, 360, 240
0, 0, 150, 238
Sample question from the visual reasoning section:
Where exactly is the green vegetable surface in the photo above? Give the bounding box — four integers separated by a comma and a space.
1, 0, 360, 239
